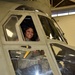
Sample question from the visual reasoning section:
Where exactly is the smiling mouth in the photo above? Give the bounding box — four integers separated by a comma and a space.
28, 34, 33, 38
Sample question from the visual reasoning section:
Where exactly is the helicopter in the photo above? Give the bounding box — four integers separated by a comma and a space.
0, 0, 75, 75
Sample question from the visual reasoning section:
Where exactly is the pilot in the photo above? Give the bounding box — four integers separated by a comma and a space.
24, 26, 39, 41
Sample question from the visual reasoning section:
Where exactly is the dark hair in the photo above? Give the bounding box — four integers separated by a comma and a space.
24, 26, 38, 41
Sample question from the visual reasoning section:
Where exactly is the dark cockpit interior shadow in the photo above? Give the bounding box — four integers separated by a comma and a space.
20, 16, 39, 41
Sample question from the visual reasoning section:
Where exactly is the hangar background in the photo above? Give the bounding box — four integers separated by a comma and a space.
50, 0, 75, 46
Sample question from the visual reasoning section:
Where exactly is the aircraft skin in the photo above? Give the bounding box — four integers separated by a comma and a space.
0, 0, 51, 22
0, 1, 75, 75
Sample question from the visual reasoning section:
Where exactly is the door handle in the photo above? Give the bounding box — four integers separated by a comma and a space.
21, 45, 31, 49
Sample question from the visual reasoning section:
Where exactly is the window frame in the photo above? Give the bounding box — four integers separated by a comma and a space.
38, 14, 66, 42
1, 10, 45, 44
3, 42, 62, 75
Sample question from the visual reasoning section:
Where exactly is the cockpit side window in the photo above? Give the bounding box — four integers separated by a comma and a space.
38, 15, 63, 41
3, 15, 22, 41
50, 44, 75, 75
20, 16, 39, 41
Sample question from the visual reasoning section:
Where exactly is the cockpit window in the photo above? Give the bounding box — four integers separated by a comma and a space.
20, 16, 39, 41
3, 15, 22, 41
50, 43, 75, 75
9, 50, 52, 75
38, 15, 63, 41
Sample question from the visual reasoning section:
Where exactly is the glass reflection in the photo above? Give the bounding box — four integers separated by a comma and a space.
3, 15, 22, 41
9, 50, 54, 75
51, 44, 75, 75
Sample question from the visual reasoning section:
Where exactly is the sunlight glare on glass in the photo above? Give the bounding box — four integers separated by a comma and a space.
35, 70, 39, 75
6, 29, 13, 37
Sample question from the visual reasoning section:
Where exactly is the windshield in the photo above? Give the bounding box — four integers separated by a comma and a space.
9, 50, 53, 75
38, 15, 64, 42
51, 43, 75, 75
51, 18, 68, 43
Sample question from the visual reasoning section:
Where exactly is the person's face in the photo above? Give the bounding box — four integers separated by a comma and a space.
25, 28, 34, 40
